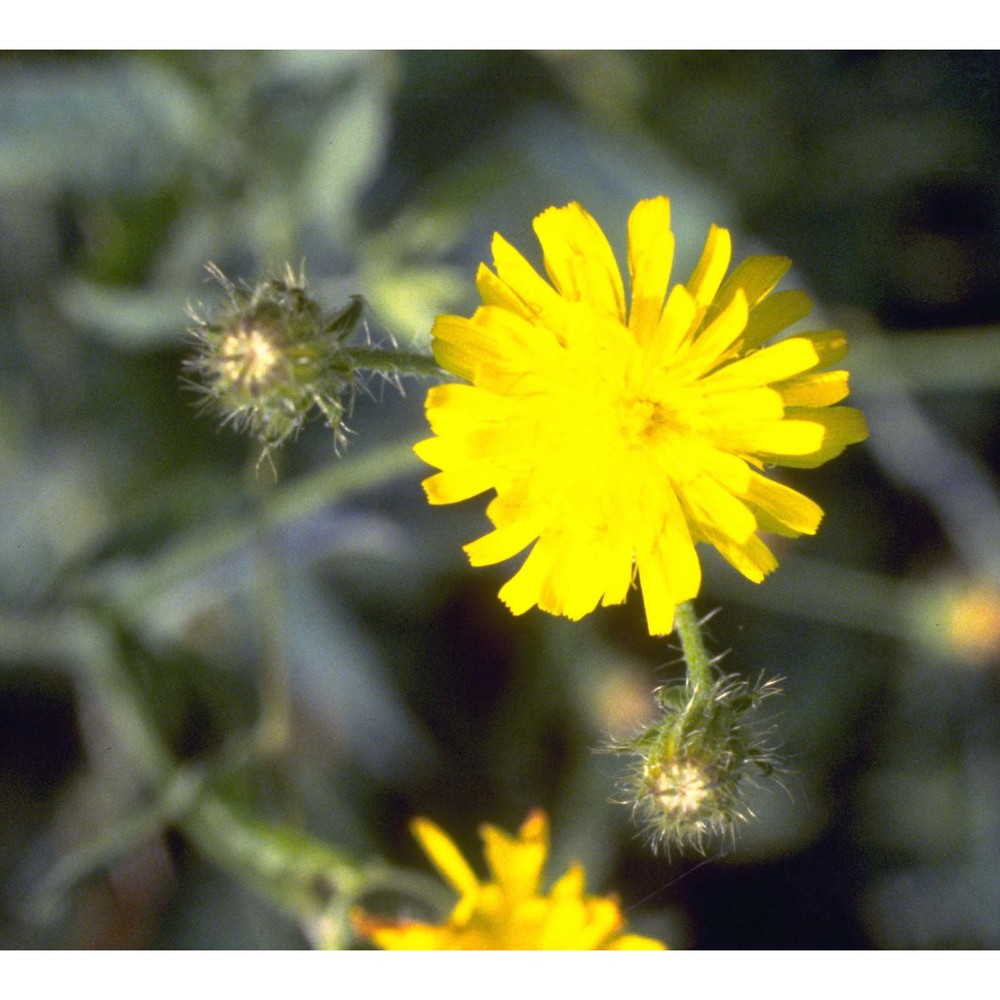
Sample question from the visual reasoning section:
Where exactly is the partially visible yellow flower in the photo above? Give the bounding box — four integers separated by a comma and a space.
353, 810, 665, 950
414, 197, 868, 634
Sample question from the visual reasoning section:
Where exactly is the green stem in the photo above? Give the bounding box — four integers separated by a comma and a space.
673, 601, 714, 694
341, 345, 442, 379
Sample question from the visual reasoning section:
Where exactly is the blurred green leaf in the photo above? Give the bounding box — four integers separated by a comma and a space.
55, 278, 188, 349
0, 59, 210, 195
297, 54, 394, 242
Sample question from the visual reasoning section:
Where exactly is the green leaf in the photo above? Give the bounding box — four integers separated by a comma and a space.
297, 54, 395, 241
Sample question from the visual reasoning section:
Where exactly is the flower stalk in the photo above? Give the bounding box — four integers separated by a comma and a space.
673, 600, 715, 694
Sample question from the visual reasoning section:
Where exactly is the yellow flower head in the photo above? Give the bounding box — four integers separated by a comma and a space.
414, 197, 868, 634
353, 810, 665, 950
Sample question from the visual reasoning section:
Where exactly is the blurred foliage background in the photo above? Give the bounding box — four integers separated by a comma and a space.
2, 50, 1000, 949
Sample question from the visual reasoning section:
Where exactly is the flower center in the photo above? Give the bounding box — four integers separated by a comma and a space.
618, 395, 667, 447
650, 760, 712, 818
218, 327, 280, 394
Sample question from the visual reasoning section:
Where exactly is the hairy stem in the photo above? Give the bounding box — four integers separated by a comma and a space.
341, 345, 442, 379
673, 601, 714, 694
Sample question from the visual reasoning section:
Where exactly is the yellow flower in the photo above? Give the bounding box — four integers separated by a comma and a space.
353, 810, 665, 950
414, 197, 868, 634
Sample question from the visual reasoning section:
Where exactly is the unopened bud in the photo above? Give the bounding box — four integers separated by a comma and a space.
612, 672, 781, 854
186, 264, 363, 457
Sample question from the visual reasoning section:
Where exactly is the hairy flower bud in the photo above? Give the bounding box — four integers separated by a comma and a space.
612, 671, 782, 854
186, 264, 363, 457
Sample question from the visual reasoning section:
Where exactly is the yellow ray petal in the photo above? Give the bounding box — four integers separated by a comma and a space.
475, 262, 533, 319
549, 862, 586, 900
607, 934, 669, 950
741, 288, 813, 350
533, 202, 626, 322
685, 223, 732, 310
679, 470, 758, 545
498, 538, 552, 616
643, 283, 699, 373
685, 223, 733, 314
595, 527, 639, 607
541, 896, 623, 950
762, 406, 869, 467
418, 465, 494, 504
679, 290, 749, 380
702, 527, 779, 584
422, 392, 515, 448
636, 554, 680, 636
352, 912, 452, 950
415, 419, 523, 472
777, 370, 850, 407
535, 530, 609, 621
429, 314, 493, 382
703, 329, 849, 391
464, 519, 540, 567
636, 486, 701, 634
744, 471, 824, 535
480, 810, 548, 898
627, 196, 675, 345
716, 254, 792, 309
723, 416, 828, 457
701, 254, 791, 336
410, 817, 481, 899
491, 231, 574, 345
